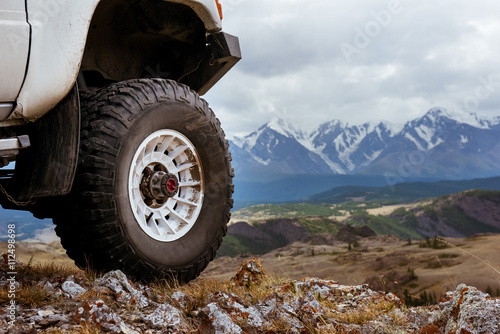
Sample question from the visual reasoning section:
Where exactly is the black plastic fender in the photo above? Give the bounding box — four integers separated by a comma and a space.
10, 84, 80, 202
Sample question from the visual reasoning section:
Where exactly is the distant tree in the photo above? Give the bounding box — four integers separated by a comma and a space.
407, 267, 418, 280
432, 235, 439, 249
403, 289, 411, 305
419, 291, 429, 305
430, 292, 437, 305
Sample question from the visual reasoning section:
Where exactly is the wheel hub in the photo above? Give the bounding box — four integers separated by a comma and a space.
140, 167, 179, 203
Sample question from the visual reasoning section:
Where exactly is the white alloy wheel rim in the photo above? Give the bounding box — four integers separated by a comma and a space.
128, 129, 204, 242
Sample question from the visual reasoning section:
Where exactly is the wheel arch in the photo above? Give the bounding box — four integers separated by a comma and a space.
80, 0, 219, 91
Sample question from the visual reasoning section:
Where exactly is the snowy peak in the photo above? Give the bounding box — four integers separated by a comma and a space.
231, 117, 332, 174
408, 108, 457, 130
266, 117, 304, 139
417, 107, 499, 129
230, 108, 500, 179
233, 117, 303, 150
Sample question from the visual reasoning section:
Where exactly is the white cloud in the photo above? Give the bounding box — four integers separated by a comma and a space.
206, 0, 500, 138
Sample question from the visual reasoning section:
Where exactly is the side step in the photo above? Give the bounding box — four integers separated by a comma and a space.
0, 135, 31, 167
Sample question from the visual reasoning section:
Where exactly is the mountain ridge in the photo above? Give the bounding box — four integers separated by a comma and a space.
230, 108, 500, 180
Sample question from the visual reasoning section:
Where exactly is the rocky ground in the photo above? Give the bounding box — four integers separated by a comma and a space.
1, 257, 500, 333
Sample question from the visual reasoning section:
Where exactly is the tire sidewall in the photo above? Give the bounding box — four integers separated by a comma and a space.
115, 100, 229, 269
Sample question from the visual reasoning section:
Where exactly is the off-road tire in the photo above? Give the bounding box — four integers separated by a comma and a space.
54, 79, 233, 282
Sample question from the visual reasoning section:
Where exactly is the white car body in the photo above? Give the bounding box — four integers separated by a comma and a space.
0, 0, 223, 125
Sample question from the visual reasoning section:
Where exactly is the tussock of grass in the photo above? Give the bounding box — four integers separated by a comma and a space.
324, 300, 397, 325
77, 323, 103, 334
19, 261, 82, 281
0, 284, 52, 308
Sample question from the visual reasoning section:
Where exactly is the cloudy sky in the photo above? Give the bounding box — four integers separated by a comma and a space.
203, 0, 500, 138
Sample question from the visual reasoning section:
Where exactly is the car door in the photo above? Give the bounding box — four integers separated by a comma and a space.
0, 0, 30, 119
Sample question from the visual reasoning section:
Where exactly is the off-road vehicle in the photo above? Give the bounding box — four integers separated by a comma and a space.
0, 0, 240, 281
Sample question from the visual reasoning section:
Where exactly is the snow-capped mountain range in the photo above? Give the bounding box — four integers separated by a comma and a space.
230, 108, 500, 180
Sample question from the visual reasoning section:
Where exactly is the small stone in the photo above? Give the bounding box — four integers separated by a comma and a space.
94, 270, 149, 307
74, 299, 139, 334
37, 310, 55, 317
43, 281, 54, 293
61, 280, 86, 298
37, 318, 60, 328
65, 272, 87, 286
232, 258, 268, 286
144, 304, 188, 332
199, 302, 243, 334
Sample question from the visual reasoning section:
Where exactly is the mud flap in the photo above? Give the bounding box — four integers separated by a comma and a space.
10, 84, 80, 201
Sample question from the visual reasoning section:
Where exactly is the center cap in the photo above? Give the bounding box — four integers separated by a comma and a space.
161, 173, 179, 198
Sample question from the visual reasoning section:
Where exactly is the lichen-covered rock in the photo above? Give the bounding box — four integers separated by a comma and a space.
199, 302, 244, 334
258, 293, 305, 332
143, 304, 189, 332
74, 299, 139, 333
429, 283, 500, 334
205, 292, 269, 330
61, 280, 86, 298
232, 257, 268, 286
1, 258, 498, 334
65, 272, 88, 287
94, 270, 149, 307
293, 277, 403, 308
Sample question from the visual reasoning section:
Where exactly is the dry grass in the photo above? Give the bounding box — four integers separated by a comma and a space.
150, 273, 407, 333
40, 324, 102, 334
322, 299, 397, 325
151, 273, 293, 312
148, 273, 313, 333
18, 260, 83, 281
0, 284, 52, 308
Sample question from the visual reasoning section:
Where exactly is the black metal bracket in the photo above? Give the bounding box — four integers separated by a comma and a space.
181, 31, 242, 95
